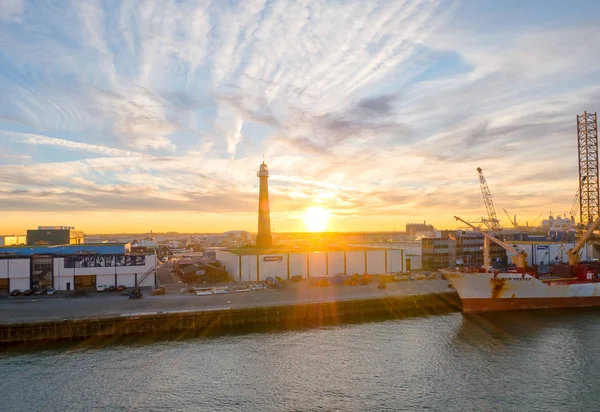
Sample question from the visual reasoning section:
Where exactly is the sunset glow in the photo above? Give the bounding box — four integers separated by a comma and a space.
0, 1, 597, 234
303, 207, 330, 232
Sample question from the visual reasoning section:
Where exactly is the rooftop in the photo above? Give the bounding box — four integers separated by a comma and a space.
224, 245, 399, 256
0, 243, 128, 249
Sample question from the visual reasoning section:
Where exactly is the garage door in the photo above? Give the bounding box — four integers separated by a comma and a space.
75, 275, 96, 289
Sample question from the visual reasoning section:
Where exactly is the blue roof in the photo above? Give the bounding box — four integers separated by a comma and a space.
0, 244, 127, 256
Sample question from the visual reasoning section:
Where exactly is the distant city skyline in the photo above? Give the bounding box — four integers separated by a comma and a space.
1, 1, 600, 234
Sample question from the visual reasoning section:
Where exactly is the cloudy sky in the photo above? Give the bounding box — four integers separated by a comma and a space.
1, 0, 599, 234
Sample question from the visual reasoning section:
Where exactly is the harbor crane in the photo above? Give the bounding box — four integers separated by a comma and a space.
526, 214, 543, 228
454, 216, 528, 271
503, 208, 518, 228
476, 167, 502, 232
567, 214, 600, 266
557, 190, 580, 262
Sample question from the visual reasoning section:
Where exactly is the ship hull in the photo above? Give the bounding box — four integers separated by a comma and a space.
462, 296, 600, 312
443, 270, 600, 313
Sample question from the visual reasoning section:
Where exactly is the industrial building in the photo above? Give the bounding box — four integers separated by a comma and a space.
422, 231, 507, 270
0, 243, 156, 292
217, 248, 411, 283
405, 222, 435, 237
0, 235, 26, 246
26, 226, 85, 245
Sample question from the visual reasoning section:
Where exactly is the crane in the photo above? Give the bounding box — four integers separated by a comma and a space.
476, 167, 502, 232
454, 216, 528, 270
557, 190, 580, 262
526, 214, 543, 228
567, 214, 600, 266
503, 208, 518, 228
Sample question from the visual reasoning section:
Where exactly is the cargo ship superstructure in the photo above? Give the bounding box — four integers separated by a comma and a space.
444, 215, 600, 313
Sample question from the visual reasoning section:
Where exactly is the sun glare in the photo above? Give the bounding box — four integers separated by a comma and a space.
303, 207, 329, 232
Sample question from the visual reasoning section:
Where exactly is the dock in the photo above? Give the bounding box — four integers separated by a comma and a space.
0, 281, 461, 345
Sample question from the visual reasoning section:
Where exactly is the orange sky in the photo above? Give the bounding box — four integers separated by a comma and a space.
0, 209, 552, 235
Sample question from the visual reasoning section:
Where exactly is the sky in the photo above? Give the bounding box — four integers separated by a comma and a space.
1, 0, 600, 234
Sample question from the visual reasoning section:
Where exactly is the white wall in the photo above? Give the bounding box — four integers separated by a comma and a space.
288, 253, 307, 279
217, 251, 240, 279
258, 254, 287, 280
117, 274, 136, 288
137, 272, 155, 287
0, 259, 29, 278
96, 274, 115, 287
56, 275, 74, 291
366, 250, 385, 274
387, 249, 402, 272
308, 252, 326, 277
346, 251, 365, 275
0, 259, 30, 290
240, 255, 257, 283
10, 277, 30, 291
405, 254, 422, 270
328, 252, 345, 275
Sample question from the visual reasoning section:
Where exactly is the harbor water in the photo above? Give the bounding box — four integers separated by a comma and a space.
2, 309, 600, 411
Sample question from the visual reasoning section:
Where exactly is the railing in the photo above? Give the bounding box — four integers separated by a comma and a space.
136, 265, 155, 286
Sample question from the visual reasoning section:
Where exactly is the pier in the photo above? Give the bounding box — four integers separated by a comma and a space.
0, 281, 460, 345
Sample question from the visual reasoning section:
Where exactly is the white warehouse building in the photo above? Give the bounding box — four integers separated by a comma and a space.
217, 248, 411, 283
0, 244, 156, 292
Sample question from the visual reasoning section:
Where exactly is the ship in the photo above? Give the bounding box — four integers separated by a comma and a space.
444, 216, 600, 313
443, 268, 600, 312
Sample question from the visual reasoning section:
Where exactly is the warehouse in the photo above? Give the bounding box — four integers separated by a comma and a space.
217, 247, 409, 283
0, 243, 156, 292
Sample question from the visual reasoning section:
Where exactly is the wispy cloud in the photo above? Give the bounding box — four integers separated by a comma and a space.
4, 131, 142, 157
1, 0, 599, 232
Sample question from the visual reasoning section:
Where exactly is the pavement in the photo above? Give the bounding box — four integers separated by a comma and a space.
0, 279, 453, 325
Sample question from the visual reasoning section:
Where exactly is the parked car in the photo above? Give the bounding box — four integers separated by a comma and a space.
291, 275, 303, 282
10, 289, 20, 296
23, 289, 33, 296
108, 285, 117, 292
266, 277, 282, 288
116, 285, 127, 292
96, 285, 108, 292
120, 289, 132, 296
377, 282, 387, 289
345, 278, 359, 286
316, 278, 329, 287
46, 288, 56, 295
33, 288, 46, 295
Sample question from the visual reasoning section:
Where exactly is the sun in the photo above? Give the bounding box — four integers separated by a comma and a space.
303, 207, 330, 232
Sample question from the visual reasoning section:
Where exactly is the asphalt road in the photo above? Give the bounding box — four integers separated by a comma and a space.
0, 280, 453, 325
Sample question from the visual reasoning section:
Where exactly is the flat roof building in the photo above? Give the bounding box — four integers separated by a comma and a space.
26, 226, 85, 246
0, 244, 155, 292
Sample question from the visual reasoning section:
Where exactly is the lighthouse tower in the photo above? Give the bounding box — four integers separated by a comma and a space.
256, 161, 273, 248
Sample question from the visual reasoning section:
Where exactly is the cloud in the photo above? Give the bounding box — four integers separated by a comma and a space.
354, 94, 398, 117
0, 0, 24, 21
1, 1, 599, 231
4, 131, 142, 157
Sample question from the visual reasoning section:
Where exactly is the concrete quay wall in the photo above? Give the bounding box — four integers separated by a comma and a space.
0, 292, 461, 345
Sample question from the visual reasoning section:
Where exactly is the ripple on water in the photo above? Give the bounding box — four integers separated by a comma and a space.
2, 310, 600, 411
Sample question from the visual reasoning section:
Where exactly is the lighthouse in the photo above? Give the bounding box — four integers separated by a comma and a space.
256, 161, 273, 248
